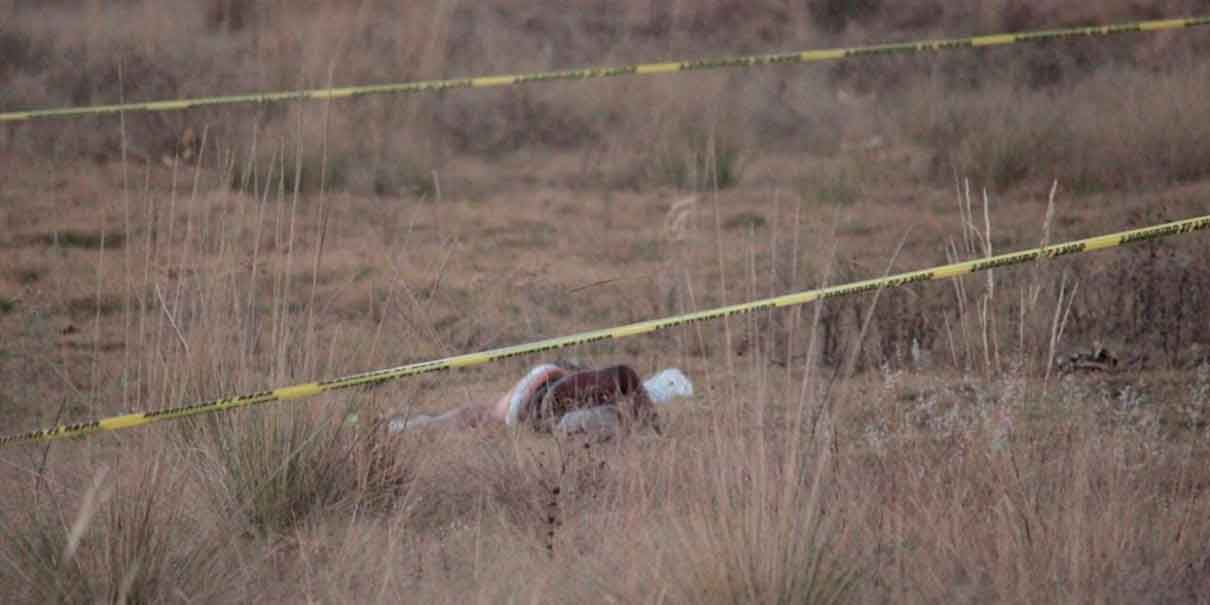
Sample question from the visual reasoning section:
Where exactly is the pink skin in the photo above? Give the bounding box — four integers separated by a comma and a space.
392, 365, 658, 433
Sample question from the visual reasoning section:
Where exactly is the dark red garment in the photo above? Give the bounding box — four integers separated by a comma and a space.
518, 365, 659, 432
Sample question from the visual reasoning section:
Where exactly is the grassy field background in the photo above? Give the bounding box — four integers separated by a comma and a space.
2, 1, 1210, 602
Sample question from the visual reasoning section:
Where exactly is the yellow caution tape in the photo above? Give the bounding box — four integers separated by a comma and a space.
2, 213, 1208, 448
1, 16, 1207, 122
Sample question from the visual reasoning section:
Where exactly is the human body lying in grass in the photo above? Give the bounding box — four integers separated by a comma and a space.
386, 363, 693, 434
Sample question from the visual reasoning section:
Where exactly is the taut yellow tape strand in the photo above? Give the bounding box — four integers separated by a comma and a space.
1, 16, 1207, 122
2, 214, 1208, 448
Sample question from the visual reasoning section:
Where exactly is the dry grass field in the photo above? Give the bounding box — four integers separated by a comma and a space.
2, 2, 1210, 603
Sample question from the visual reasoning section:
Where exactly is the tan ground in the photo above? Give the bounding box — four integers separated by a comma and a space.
3, 3, 1210, 602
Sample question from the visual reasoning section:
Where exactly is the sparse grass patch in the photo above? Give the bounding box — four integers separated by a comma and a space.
228, 141, 352, 196
0, 297, 15, 314
65, 295, 124, 316
837, 218, 875, 237
808, 0, 884, 33
203, 0, 262, 33
9, 267, 44, 285
632, 238, 664, 262
32, 230, 125, 250
368, 159, 437, 198
722, 211, 768, 231
800, 162, 862, 207
906, 62, 1210, 191
652, 125, 746, 191
488, 220, 557, 249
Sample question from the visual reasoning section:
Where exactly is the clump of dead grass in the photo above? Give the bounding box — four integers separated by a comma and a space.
194, 404, 416, 536
0, 444, 238, 603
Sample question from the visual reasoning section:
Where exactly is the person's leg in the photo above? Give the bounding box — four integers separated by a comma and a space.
386, 363, 570, 433
387, 399, 493, 432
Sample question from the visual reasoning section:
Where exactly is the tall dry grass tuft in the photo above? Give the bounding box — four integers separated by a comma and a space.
0, 444, 238, 603
195, 404, 417, 536
631, 434, 858, 604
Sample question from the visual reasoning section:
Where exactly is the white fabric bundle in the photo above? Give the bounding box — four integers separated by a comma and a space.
643, 368, 694, 404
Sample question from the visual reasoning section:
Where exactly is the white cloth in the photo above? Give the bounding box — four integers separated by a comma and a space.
643, 368, 694, 404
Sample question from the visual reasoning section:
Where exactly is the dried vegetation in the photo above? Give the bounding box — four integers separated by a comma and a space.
3, 1, 1210, 603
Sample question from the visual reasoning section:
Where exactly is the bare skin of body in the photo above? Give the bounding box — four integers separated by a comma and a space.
387, 364, 692, 435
